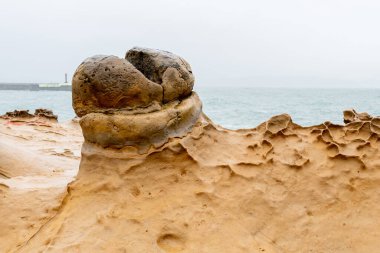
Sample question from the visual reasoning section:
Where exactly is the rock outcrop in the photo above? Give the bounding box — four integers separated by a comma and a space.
1, 108, 58, 121
343, 109, 373, 124
16, 108, 380, 253
4, 48, 380, 253
72, 47, 195, 117
72, 48, 201, 151
72, 55, 163, 117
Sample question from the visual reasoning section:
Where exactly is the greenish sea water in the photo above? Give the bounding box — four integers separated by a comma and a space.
1, 88, 379, 129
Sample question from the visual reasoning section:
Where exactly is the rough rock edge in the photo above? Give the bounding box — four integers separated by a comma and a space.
344, 109, 373, 124
72, 48, 194, 117
1, 108, 58, 121
80, 92, 202, 152
126, 47, 194, 103
72, 55, 164, 117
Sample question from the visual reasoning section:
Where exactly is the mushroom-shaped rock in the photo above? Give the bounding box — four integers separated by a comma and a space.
72, 55, 163, 117
72, 48, 201, 151
126, 47, 194, 103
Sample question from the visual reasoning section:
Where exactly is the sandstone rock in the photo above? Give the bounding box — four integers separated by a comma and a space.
370, 117, 380, 134
15, 109, 380, 253
72, 55, 163, 117
73, 48, 200, 150
34, 108, 58, 120
126, 47, 194, 103
2, 110, 34, 118
343, 109, 372, 124
265, 114, 292, 134
1, 109, 58, 121
80, 92, 202, 151
343, 110, 356, 124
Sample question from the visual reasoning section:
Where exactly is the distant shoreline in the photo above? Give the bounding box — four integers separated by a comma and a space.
0, 83, 71, 91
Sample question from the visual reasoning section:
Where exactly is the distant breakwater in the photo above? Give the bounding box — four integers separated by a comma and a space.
0, 83, 71, 91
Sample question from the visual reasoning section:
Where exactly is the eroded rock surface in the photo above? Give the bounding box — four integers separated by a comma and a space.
80, 93, 202, 151
34, 109, 58, 120
0, 117, 82, 252
72, 48, 201, 151
1, 108, 58, 121
72, 55, 163, 117
5, 48, 380, 253
343, 109, 372, 124
14, 110, 380, 253
2, 110, 34, 118
126, 47, 194, 102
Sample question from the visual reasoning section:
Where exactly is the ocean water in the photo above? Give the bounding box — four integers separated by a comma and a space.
0, 88, 379, 129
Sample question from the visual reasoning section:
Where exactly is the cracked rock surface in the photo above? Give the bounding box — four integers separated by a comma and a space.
126, 47, 194, 103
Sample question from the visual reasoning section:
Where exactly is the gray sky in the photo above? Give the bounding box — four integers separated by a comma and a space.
1, 0, 379, 87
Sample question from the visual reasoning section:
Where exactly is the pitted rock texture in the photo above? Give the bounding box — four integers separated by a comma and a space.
2, 110, 34, 118
13, 111, 380, 253
72, 48, 194, 117
72, 48, 200, 149
72, 55, 163, 117
343, 109, 373, 124
126, 47, 194, 103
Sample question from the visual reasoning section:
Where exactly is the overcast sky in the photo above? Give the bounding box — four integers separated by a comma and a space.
1, 0, 379, 88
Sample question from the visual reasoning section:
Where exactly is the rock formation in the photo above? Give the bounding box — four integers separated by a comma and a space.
72, 48, 201, 151
34, 109, 58, 120
3, 48, 380, 253
2, 109, 34, 118
343, 109, 372, 124
1, 108, 58, 121
72, 47, 194, 117
125, 47, 194, 103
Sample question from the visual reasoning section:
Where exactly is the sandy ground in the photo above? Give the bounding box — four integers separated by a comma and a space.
2, 113, 380, 252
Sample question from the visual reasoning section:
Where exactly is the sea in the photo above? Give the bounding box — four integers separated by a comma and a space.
1, 88, 379, 129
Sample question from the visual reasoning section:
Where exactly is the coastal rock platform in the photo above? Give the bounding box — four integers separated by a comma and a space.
2, 48, 380, 253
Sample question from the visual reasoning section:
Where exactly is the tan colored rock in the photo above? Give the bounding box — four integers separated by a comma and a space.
72, 55, 163, 117
265, 114, 292, 134
343, 109, 372, 124
126, 47, 194, 103
80, 92, 202, 151
72, 48, 199, 150
370, 117, 380, 134
13, 109, 380, 253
